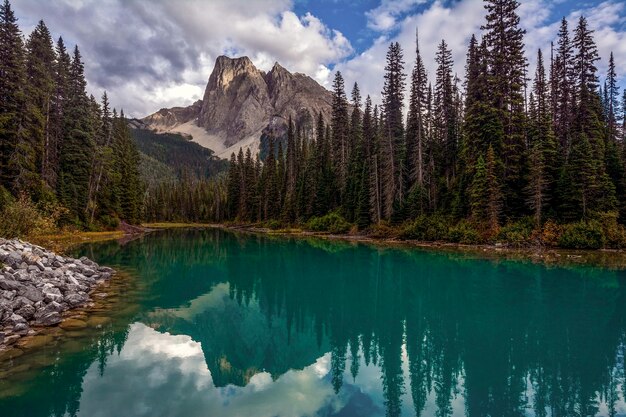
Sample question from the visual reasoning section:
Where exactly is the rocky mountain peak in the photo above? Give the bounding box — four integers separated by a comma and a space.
141, 55, 333, 157
210, 56, 261, 91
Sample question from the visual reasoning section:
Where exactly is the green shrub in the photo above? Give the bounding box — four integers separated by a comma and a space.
498, 217, 534, 246
400, 215, 451, 241
558, 220, 605, 249
99, 215, 121, 230
0, 195, 57, 238
264, 219, 283, 230
0, 185, 14, 211
447, 220, 482, 244
306, 212, 351, 234
537, 219, 562, 247
592, 211, 626, 249
368, 221, 400, 239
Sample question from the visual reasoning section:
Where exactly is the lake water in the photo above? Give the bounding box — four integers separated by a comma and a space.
1, 228, 625, 417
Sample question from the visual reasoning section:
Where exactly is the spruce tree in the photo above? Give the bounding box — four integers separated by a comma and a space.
571, 16, 616, 214
0, 0, 25, 191
406, 30, 428, 193
331, 71, 349, 201
344, 82, 363, 222
48, 37, 71, 189
226, 152, 240, 219
433, 39, 457, 198
553, 18, 574, 153
482, 0, 528, 217
25, 20, 55, 191
527, 49, 557, 221
58, 46, 95, 223
381, 42, 406, 219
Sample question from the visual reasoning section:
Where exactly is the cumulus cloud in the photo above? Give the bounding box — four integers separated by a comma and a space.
365, 0, 429, 32
13, 0, 353, 117
12, 0, 626, 119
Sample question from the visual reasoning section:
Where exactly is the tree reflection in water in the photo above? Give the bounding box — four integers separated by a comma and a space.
0, 228, 624, 417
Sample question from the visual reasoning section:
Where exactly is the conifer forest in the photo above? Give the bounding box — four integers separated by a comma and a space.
226, 2, 626, 248
2, 0, 626, 248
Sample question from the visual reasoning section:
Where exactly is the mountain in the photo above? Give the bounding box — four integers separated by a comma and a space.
139, 56, 333, 158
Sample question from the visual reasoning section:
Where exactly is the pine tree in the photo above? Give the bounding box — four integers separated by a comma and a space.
482, 0, 528, 216
25, 20, 55, 191
226, 152, 240, 219
570, 16, 616, 214
48, 37, 71, 189
0, 0, 26, 191
331, 71, 349, 201
369, 105, 383, 223
406, 30, 428, 193
283, 117, 297, 222
113, 111, 142, 223
344, 83, 363, 222
526, 49, 557, 222
604, 52, 624, 220
470, 145, 502, 233
559, 134, 596, 220
526, 139, 547, 225
381, 42, 406, 219
58, 46, 95, 223
433, 39, 458, 199
553, 18, 574, 153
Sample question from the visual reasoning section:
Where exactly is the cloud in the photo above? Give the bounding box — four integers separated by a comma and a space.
12, 0, 626, 119
13, 0, 353, 117
365, 0, 429, 32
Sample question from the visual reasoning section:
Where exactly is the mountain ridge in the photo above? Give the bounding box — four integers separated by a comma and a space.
139, 55, 333, 157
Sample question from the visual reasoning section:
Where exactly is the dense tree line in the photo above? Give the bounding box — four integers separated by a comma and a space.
0, 0, 142, 229
226, 0, 626, 243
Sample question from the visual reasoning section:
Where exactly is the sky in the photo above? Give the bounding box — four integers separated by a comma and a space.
12, 0, 626, 118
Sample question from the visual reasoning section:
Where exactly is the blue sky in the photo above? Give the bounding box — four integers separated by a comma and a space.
12, 0, 626, 116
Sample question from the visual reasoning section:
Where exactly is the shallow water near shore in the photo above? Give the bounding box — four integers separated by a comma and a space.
1, 227, 625, 417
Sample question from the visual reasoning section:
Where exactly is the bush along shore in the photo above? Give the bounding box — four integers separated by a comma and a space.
0, 239, 114, 351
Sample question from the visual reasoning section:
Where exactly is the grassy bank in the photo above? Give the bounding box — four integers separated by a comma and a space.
29, 231, 126, 254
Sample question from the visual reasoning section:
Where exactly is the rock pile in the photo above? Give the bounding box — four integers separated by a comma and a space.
0, 239, 114, 350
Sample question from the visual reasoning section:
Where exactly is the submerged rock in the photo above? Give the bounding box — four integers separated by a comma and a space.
0, 239, 116, 351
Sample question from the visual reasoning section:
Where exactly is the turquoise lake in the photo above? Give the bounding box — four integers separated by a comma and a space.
1, 228, 625, 417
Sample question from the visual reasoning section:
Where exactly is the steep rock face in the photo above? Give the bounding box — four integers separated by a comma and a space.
198, 56, 272, 147
141, 56, 333, 155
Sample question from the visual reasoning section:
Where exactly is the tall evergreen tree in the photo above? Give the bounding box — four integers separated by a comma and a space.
552, 18, 574, 153
526, 49, 557, 222
433, 39, 458, 198
0, 0, 25, 191
406, 30, 428, 193
331, 71, 349, 201
48, 36, 71, 189
381, 42, 406, 220
482, 0, 528, 216
58, 46, 96, 223
24, 20, 55, 192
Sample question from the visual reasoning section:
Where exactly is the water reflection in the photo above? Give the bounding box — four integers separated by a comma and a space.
1, 228, 625, 417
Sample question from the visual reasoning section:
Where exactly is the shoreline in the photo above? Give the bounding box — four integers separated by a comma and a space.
146, 222, 626, 269
2, 221, 623, 359
0, 239, 118, 356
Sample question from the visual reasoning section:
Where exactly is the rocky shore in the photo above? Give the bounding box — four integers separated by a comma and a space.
0, 239, 114, 351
